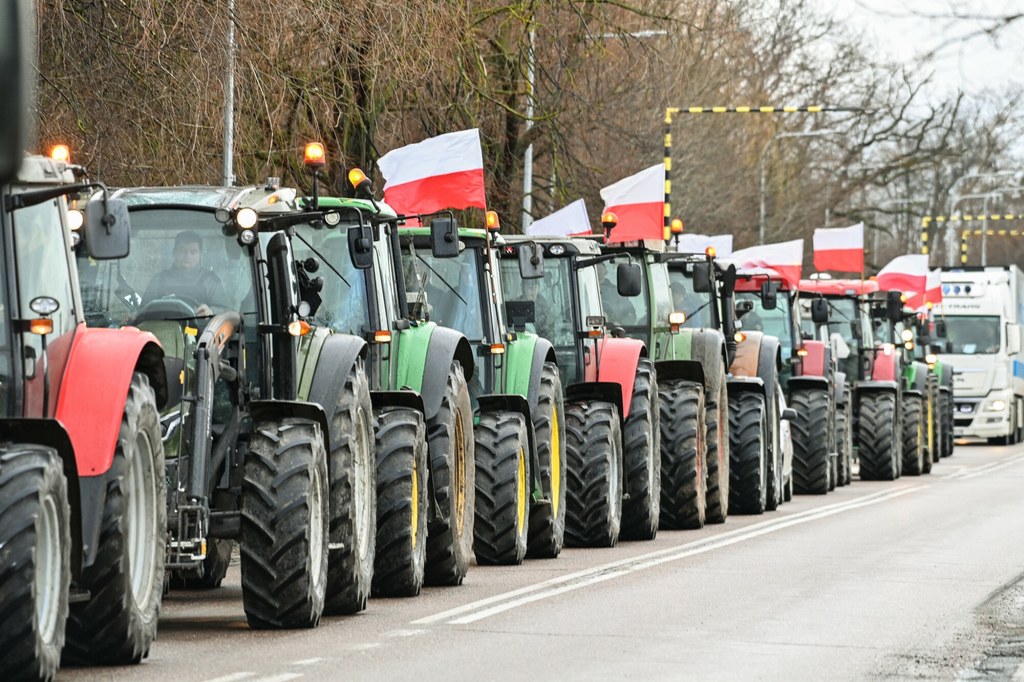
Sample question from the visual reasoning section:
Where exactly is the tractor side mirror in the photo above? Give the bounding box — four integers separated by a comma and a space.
935, 319, 947, 338
617, 262, 642, 297
429, 217, 459, 258
760, 281, 778, 310
518, 242, 545, 280
84, 198, 131, 260
885, 290, 903, 323
347, 223, 373, 269
0, 0, 34, 185
735, 299, 754, 317
810, 298, 829, 325
505, 300, 535, 330
691, 262, 712, 293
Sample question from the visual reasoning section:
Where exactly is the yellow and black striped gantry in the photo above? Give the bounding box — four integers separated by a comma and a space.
661, 105, 859, 238
918, 214, 1024, 264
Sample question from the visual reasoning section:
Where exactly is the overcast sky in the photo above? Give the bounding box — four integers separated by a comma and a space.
815, 0, 1024, 98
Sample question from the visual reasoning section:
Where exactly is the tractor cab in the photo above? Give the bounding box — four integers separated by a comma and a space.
731, 268, 800, 382
797, 278, 879, 383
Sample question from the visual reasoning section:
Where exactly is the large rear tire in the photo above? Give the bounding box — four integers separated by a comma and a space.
564, 401, 622, 548
241, 418, 329, 629
728, 391, 768, 515
372, 407, 428, 598
424, 362, 475, 586
789, 388, 831, 495
64, 372, 165, 664
939, 390, 954, 458
858, 392, 900, 481
527, 362, 566, 559
323, 360, 376, 616
658, 380, 706, 530
0, 446, 70, 681
901, 394, 926, 476
474, 412, 530, 565
705, 372, 730, 524
621, 359, 660, 541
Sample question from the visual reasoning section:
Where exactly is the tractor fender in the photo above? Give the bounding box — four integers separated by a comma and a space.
938, 361, 954, 389
788, 375, 829, 392
729, 330, 764, 379
655, 359, 705, 386
756, 334, 782, 393
249, 399, 330, 454
306, 332, 371, 452
55, 325, 166, 478
688, 328, 729, 398
905, 362, 930, 394
505, 331, 555, 412
565, 381, 624, 423
477, 393, 538, 483
794, 339, 829, 378
854, 380, 899, 397
418, 325, 475, 422
596, 336, 646, 417
371, 390, 425, 415
870, 347, 900, 383
727, 375, 766, 398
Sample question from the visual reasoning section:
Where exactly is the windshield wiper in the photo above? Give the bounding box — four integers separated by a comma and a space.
686, 300, 711, 321
415, 252, 467, 307
292, 231, 350, 289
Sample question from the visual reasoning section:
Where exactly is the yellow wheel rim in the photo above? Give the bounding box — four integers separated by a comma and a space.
516, 446, 527, 535
550, 405, 561, 517
411, 458, 419, 549
453, 406, 467, 534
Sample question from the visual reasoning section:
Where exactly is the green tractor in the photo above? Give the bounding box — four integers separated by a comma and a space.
399, 219, 565, 563
597, 227, 728, 530
77, 184, 379, 627
918, 315, 955, 459
280, 187, 481, 589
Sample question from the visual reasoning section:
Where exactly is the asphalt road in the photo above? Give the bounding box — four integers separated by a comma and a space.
62, 443, 1024, 681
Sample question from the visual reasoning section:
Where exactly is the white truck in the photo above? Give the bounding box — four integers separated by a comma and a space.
936, 266, 1024, 444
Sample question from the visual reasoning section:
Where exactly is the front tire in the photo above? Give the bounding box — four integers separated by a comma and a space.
658, 380, 706, 529
474, 412, 530, 565
728, 391, 768, 515
789, 388, 831, 495
901, 395, 926, 476
527, 362, 566, 559
621, 359, 660, 541
241, 418, 329, 629
858, 392, 900, 481
0, 446, 70, 681
64, 372, 166, 664
564, 401, 622, 548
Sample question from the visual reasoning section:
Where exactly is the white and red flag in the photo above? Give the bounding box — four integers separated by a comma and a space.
906, 269, 943, 310
813, 223, 864, 273
876, 254, 928, 295
731, 239, 804, 289
377, 128, 487, 215
600, 163, 665, 243
673, 233, 734, 257
527, 198, 592, 237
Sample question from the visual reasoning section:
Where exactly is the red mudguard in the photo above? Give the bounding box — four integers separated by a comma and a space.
55, 324, 163, 477
795, 340, 827, 377
870, 345, 899, 383
596, 337, 646, 418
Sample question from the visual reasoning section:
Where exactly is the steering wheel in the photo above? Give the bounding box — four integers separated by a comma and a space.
133, 295, 202, 324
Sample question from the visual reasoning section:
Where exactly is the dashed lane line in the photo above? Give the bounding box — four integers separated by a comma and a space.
202, 674, 255, 682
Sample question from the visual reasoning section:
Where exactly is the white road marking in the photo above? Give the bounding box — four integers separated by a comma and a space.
202, 674, 255, 682
252, 674, 303, 682
384, 628, 426, 637
348, 642, 383, 651
412, 486, 917, 626
956, 452, 1024, 479
290, 658, 323, 666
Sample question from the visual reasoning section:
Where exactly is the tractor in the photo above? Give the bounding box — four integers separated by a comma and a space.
499, 235, 653, 547
76, 182, 379, 627
399, 217, 565, 564
0, 153, 167, 679
916, 314, 955, 459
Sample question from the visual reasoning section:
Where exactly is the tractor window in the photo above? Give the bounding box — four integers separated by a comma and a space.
668, 267, 713, 329
404, 247, 486, 342
597, 255, 649, 342
735, 290, 793, 360
649, 260, 674, 334
289, 224, 369, 335
500, 257, 574, 347
577, 266, 603, 321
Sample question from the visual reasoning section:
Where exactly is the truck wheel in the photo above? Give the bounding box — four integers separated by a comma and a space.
705, 373, 730, 524
64, 373, 166, 663
789, 388, 831, 494
323, 360, 376, 616
658, 380, 706, 530
940, 391, 954, 458
169, 539, 234, 590
858, 392, 899, 481
621, 358, 660, 541
424, 362, 475, 586
0, 446, 70, 681
901, 395, 926, 476
372, 407, 428, 598
474, 412, 530, 565
527, 362, 566, 559
241, 418, 328, 629
728, 391, 768, 514
835, 402, 851, 487
564, 401, 622, 547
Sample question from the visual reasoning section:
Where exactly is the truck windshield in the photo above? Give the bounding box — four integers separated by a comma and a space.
597, 255, 649, 339
403, 246, 485, 341
943, 315, 1001, 354
667, 267, 714, 329
289, 224, 368, 335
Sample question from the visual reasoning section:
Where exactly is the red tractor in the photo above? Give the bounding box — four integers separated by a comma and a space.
0, 154, 168, 679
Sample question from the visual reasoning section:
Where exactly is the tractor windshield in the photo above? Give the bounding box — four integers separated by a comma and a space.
403, 245, 486, 342
822, 296, 863, 379
597, 254, 649, 339
77, 207, 257, 328
288, 223, 368, 335
735, 290, 794, 359
667, 267, 715, 329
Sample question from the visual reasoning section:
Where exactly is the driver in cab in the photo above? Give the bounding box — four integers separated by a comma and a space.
142, 230, 228, 316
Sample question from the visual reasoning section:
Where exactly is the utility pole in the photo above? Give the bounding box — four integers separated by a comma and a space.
221, 0, 236, 187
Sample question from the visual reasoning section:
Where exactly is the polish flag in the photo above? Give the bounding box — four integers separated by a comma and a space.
876, 254, 928, 295
600, 164, 665, 243
528, 198, 592, 237
673, 234, 734, 257
906, 269, 943, 310
813, 223, 864, 273
731, 239, 804, 289
377, 129, 487, 215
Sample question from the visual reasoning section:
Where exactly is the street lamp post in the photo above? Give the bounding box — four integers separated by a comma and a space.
759, 129, 838, 244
